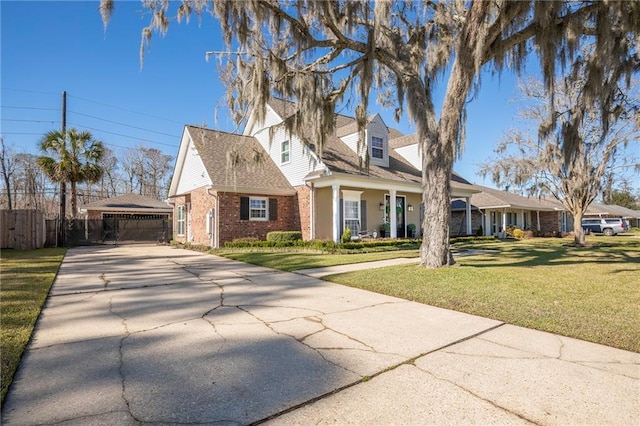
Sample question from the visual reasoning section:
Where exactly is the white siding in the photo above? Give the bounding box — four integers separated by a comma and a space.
175, 138, 212, 194
244, 104, 284, 136
341, 132, 363, 157
254, 127, 324, 187
367, 115, 389, 168
394, 144, 421, 170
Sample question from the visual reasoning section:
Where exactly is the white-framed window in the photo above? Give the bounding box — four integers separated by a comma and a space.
177, 205, 185, 236
250, 197, 268, 221
281, 139, 290, 164
371, 136, 384, 159
342, 190, 362, 234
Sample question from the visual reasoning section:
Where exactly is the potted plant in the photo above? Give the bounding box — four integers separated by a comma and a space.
407, 223, 417, 238
379, 222, 390, 238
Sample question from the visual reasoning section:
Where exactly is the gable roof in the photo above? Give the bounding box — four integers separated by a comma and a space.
81, 193, 172, 212
185, 125, 296, 195
468, 185, 560, 211
584, 202, 640, 218
264, 99, 476, 193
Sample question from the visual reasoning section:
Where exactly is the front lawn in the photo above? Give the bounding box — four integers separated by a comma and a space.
1, 248, 66, 404
222, 237, 640, 352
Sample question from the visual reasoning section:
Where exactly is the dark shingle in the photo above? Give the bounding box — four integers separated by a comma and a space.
186, 125, 294, 193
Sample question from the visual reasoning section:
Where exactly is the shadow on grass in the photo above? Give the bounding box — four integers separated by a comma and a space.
459, 239, 640, 268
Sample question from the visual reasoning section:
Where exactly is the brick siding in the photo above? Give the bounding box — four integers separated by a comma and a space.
173, 188, 300, 246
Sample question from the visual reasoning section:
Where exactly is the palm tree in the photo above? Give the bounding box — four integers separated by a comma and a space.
37, 128, 104, 219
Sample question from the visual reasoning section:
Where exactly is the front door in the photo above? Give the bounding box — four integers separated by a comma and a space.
385, 195, 406, 238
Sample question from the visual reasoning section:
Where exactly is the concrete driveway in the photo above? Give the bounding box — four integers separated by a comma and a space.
2, 245, 638, 425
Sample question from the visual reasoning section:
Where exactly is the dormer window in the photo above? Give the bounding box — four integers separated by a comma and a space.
371, 136, 384, 159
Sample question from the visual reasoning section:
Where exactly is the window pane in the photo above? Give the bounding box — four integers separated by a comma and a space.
249, 198, 267, 220
372, 136, 384, 159
281, 140, 290, 163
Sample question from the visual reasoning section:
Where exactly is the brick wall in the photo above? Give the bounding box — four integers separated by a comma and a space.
450, 210, 483, 236
173, 189, 302, 246
295, 185, 312, 240
537, 211, 561, 234
217, 191, 300, 244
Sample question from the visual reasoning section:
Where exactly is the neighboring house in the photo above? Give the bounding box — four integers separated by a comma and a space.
584, 202, 640, 228
80, 193, 173, 243
168, 99, 478, 247
451, 185, 566, 236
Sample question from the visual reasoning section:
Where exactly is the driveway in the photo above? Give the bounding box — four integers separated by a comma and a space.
2, 245, 638, 425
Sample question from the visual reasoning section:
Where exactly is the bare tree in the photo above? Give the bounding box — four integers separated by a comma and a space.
479, 72, 639, 245
0, 137, 17, 210
102, 0, 639, 267
122, 147, 145, 194
140, 147, 172, 199
15, 153, 50, 212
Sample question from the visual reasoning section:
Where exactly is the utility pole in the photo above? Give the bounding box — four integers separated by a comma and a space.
59, 91, 67, 246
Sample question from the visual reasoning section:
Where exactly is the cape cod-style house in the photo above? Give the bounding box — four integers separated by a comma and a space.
168, 99, 478, 247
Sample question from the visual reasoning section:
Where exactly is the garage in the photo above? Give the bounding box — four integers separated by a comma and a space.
80, 194, 172, 244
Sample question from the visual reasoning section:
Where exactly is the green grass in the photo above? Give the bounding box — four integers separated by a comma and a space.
222, 237, 640, 352
220, 249, 419, 271
1, 248, 66, 404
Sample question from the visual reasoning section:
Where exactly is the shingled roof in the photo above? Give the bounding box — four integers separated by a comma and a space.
467, 185, 560, 211
186, 125, 295, 194
81, 193, 172, 212
266, 98, 475, 192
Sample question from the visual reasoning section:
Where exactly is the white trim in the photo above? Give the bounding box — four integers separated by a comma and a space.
280, 139, 291, 164
177, 204, 186, 236
249, 196, 269, 221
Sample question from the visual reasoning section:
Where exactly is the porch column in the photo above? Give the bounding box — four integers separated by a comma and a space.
484, 210, 491, 236
390, 189, 397, 238
502, 209, 507, 232
332, 184, 340, 243
465, 196, 472, 235
536, 210, 541, 231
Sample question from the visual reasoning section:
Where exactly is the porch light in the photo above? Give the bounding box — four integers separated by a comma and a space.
408, 204, 414, 212
379, 202, 385, 210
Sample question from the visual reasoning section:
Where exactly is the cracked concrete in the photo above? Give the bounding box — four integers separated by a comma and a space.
2, 245, 638, 425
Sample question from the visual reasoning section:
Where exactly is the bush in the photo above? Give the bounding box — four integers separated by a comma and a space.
266, 231, 302, 242
341, 227, 352, 243
450, 236, 496, 244
513, 228, 526, 239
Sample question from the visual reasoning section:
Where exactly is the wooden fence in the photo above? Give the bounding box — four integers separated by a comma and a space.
0, 210, 46, 250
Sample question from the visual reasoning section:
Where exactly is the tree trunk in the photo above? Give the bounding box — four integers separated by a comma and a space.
70, 181, 77, 219
419, 13, 479, 268
420, 157, 455, 267
572, 210, 586, 245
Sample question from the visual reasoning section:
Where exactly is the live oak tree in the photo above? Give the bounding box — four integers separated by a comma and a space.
37, 128, 104, 219
479, 73, 639, 246
101, 0, 639, 267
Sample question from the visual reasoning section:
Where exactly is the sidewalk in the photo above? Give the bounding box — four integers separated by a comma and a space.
2, 245, 638, 425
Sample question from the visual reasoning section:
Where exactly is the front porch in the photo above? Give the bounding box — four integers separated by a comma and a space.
307, 176, 476, 243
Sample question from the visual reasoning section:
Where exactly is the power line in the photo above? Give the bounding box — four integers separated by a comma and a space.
68, 94, 185, 125
68, 110, 180, 138
1, 105, 59, 111
1, 118, 60, 124
66, 122, 178, 149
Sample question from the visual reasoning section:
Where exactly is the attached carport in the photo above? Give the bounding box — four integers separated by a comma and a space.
80, 193, 173, 244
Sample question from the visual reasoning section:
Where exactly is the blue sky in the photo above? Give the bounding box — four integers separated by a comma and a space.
0, 1, 590, 190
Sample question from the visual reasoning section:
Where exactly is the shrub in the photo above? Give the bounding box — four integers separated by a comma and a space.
266, 231, 302, 242
513, 228, 526, 239
341, 227, 352, 243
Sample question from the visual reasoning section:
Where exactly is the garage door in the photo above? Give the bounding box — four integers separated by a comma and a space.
101, 213, 171, 244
